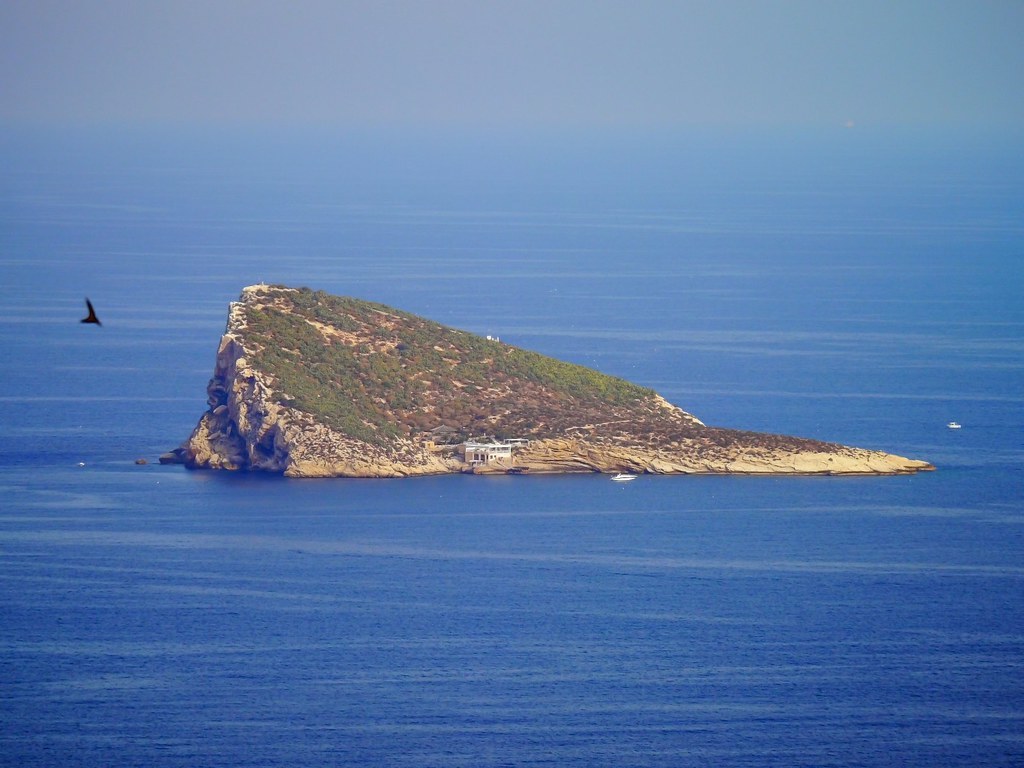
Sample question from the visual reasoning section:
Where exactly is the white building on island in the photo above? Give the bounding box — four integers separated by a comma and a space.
462, 438, 531, 465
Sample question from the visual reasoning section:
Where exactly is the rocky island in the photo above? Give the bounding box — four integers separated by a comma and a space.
173, 285, 933, 478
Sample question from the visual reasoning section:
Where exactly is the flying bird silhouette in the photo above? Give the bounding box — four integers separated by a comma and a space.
81, 298, 101, 326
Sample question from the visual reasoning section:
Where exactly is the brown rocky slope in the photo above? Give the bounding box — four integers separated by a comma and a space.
175, 285, 933, 478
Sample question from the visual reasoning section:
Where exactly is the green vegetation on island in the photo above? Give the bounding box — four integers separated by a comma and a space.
242, 286, 658, 445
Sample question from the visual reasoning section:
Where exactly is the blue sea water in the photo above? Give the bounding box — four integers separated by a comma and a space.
1, 127, 1023, 766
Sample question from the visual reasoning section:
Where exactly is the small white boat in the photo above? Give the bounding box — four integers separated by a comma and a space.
611, 473, 638, 482
947, 421, 962, 429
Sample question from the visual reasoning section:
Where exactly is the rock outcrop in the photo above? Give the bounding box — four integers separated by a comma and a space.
177, 285, 933, 478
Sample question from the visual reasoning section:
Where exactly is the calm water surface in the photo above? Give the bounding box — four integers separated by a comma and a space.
1, 129, 1022, 766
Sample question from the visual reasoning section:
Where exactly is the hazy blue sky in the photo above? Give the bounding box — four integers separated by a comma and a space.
2, 0, 1022, 129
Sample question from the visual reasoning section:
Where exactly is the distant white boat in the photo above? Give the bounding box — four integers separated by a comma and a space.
947, 422, 962, 429
611, 473, 637, 482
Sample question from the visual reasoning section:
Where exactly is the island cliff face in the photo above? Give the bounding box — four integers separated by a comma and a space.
179, 285, 933, 478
